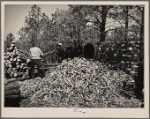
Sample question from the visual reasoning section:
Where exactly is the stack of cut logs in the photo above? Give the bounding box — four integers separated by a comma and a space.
4, 41, 28, 79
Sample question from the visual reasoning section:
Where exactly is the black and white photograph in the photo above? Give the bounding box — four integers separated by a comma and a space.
1, 1, 149, 118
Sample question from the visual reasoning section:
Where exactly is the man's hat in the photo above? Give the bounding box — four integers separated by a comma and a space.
27, 59, 31, 63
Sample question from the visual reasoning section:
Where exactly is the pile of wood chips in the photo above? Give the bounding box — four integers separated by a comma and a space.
19, 58, 142, 107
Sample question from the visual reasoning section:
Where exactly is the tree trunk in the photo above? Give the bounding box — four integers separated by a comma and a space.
140, 8, 144, 43
125, 6, 129, 41
140, 7, 144, 60
78, 25, 80, 41
100, 6, 108, 42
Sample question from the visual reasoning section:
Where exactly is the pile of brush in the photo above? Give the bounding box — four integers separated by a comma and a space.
19, 58, 142, 108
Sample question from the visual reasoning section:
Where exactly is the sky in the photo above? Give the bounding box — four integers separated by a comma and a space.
5, 4, 69, 40
5, 4, 138, 41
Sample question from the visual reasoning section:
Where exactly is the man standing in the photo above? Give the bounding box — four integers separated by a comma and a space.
83, 43, 95, 59
28, 43, 45, 78
56, 43, 64, 63
134, 61, 144, 99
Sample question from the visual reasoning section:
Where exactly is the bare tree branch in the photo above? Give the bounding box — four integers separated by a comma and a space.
128, 14, 141, 26
95, 6, 102, 14
105, 20, 124, 30
104, 28, 121, 33
87, 25, 100, 31
94, 14, 102, 25
84, 19, 100, 25
135, 5, 144, 12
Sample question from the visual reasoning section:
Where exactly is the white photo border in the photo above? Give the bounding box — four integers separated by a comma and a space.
1, 1, 149, 118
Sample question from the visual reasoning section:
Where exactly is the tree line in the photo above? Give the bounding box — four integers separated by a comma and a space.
5, 5, 144, 57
